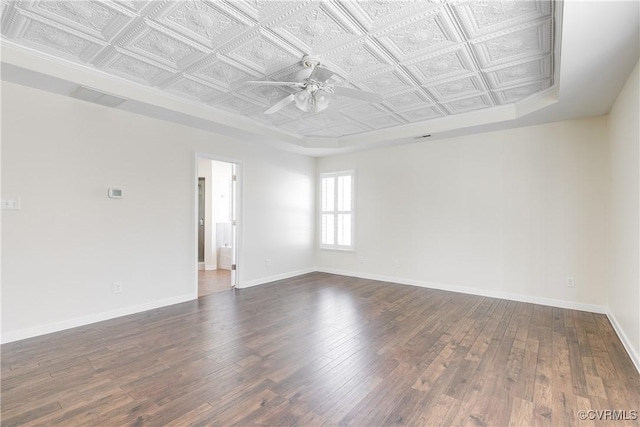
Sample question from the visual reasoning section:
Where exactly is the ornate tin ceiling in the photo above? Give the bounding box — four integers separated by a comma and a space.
0, 0, 556, 139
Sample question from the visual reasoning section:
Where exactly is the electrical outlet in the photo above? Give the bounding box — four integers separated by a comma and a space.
265, 258, 272, 268
567, 277, 575, 288
113, 282, 123, 294
358, 256, 365, 264
393, 258, 400, 268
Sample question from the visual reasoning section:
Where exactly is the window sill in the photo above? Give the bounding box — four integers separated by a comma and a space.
319, 246, 355, 252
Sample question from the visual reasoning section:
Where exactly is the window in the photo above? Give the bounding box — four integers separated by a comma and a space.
320, 171, 354, 250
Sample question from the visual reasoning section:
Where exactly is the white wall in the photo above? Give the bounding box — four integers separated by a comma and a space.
607, 59, 640, 369
212, 160, 232, 224
1, 81, 316, 342
317, 117, 610, 311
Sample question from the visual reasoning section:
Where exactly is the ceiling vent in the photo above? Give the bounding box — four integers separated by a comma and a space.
70, 86, 127, 108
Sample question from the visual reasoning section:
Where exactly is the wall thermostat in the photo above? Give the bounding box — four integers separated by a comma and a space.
108, 188, 123, 199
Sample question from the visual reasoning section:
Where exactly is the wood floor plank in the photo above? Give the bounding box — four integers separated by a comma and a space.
1, 272, 638, 426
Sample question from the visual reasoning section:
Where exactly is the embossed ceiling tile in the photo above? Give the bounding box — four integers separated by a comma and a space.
339, 0, 434, 31
382, 90, 430, 111
442, 94, 493, 114
352, 69, 413, 94
303, 111, 349, 128
6, 11, 107, 62
113, 1, 149, 13
373, 7, 461, 61
327, 122, 371, 136
245, 111, 273, 126
164, 76, 225, 101
495, 79, 550, 104
101, 50, 174, 85
330, 95, 360, 110
484, 56, 551, 89
398, 105, 444, 122
208, 94, 265, 114
341, 103, 389, 120
221, 29, 303, 74
322, 40, 393, 78
425, 74, 486, 101
239, 84, 294, 106
276, 119, 320, 135
404, 45, 475, 84
267, 109, 301, 124
190, 57, 259, 88
226, 0, 295, 22
471, 20, 551, 68
119, 23, 209, 70
451, 0, 551, 38
149, 1, 251, 50
269, 1, 363, 54
267, 63, 311, 83
359, 114, 405, 130
21, 0, 135, 41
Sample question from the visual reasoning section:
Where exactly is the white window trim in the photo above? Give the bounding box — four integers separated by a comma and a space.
319, 170, 355, 251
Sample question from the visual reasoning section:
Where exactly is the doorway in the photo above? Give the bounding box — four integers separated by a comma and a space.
195, 154, 240, 297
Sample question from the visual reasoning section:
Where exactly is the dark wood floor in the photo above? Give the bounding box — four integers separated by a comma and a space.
2, 273, 638, 426
199, 269, 232, 297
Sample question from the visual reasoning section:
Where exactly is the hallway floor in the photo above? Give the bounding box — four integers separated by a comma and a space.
198, 269, 231, 297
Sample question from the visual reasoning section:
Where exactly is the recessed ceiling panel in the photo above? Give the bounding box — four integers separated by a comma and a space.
0, 0, 559, 141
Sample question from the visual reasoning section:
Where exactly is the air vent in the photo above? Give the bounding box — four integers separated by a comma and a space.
70, 86, 127, 108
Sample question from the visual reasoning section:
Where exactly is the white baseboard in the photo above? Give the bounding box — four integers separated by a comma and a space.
315, 267, 608, 314
6, 267, 634, 378
240, 267, 316, 289
1, 293, 194, 344
606, 309, 640, 374
205, 264, 217, 271
198, 263, 205, 271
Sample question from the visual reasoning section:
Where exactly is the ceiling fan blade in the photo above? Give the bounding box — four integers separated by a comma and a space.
309, 66, 335, 82
264, 94, 295, 115
333, 86, 383, 103
231, 80, 305, 90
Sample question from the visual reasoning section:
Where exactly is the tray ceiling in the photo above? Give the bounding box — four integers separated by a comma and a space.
0, 0, 557, 143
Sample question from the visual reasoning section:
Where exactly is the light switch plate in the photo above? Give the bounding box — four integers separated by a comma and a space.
1, 198, 21, 210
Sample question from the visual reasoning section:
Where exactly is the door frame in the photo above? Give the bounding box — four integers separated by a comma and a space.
193, 152, 243, 298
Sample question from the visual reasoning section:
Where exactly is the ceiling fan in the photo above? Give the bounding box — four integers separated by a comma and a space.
234, 56, 384, 115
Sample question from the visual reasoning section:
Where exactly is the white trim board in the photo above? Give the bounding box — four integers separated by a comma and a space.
1, 293, 194, 344
606, 310, 640, 374
314, 268, 640, 374
315, 267, 608, 314
5, 268, 636, 376
240, 268, 317, 289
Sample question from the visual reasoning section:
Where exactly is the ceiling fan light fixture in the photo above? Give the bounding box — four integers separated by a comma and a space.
312, 89, 332, 113
294, 89, 312, 112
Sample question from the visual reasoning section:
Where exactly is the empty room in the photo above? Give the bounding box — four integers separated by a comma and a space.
1, 0, 639, 425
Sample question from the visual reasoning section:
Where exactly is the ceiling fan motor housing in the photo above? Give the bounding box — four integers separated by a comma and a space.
301, 55, 321, 69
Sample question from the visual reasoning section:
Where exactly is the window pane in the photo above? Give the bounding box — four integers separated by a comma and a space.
337, 175, 352, 211
322, 214, 334, 245
322, 177, 335, 212
337, 214, 351, 246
